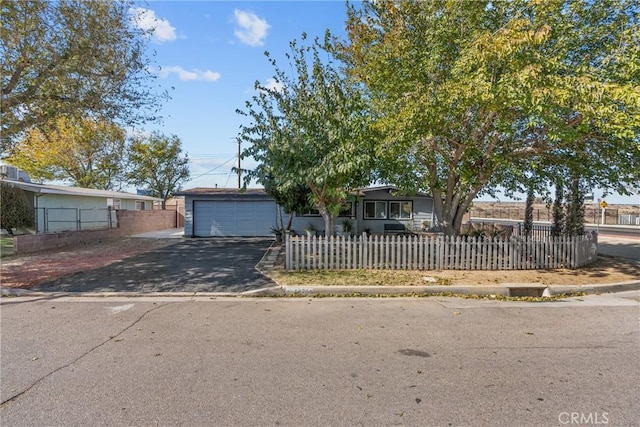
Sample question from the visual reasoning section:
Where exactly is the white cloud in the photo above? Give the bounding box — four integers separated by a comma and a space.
264, 78, 284, 92
159, 66, 221, 82
233, 9, 270, 47
130, 7, 177, 43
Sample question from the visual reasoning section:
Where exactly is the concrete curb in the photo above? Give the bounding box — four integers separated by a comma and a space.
2, 281, 639, 299
547, 281, 640, 295
258, 280, 640, 298
0, 289, 246, 298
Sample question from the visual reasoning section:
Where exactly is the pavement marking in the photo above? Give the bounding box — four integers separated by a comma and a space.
106, 304, 135, 314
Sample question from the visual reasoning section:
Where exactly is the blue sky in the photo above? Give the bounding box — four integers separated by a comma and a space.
129, 1, 639, 205
131, 1, 351, 190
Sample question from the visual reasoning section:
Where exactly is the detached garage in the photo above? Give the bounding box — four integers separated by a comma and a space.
176, 188, 278, 237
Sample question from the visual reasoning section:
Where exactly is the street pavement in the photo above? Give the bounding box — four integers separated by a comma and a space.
598, 233, 640, 261
1, 293, 638, 426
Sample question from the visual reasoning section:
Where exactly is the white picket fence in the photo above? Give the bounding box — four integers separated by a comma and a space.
285, 233, 598, 270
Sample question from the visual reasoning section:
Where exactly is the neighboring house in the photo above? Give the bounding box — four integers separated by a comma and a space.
1, 166, 161, 234
176, 185, 434, 237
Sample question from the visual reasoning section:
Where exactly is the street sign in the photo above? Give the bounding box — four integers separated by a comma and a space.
600, 200, 608, 208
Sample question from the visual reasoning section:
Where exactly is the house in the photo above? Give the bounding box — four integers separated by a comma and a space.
296, 185, 435, 235
176, 185, 434, 237
1, 166, 161, 233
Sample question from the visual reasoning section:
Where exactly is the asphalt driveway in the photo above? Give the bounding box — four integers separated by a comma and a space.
30, 238, 276, 293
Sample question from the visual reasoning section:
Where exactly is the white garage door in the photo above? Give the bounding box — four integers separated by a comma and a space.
193, 200, 277, 237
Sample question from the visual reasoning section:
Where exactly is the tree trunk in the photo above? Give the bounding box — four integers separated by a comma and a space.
286, 210, 294, 231
432, 188, 476, 236
317, 202, 335, 237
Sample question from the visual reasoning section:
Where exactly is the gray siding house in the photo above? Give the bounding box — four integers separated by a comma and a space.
177, 186, 434, 237
291, 186, 434, 235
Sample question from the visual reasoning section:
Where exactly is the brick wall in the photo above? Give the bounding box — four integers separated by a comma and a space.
115, 210, 176, 234
14, 210, 177, 254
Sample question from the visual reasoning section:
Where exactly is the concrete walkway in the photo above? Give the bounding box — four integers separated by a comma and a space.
130, 228, 185, 239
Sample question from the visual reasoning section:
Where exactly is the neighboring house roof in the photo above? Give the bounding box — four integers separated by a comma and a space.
0, 179, 162, 202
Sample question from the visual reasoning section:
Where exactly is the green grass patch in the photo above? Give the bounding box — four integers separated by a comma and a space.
269, 269, 453, 286
0, 236, 14, 257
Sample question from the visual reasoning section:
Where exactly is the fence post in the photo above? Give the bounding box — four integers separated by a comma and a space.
285, 232, 291, 270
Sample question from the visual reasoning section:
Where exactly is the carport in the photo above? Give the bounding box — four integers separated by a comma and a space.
176, 188, 278, 237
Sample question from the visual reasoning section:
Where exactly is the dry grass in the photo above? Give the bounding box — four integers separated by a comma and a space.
268, 256, 640, 287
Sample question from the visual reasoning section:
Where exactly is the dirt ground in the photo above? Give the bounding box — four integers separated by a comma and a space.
0, 238, 177, 289
421, 256, 640, 285
1, 238, 638, 289
269, 255, 640, 287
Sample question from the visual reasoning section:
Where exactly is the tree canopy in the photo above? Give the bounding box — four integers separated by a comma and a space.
126, 132, 190, 208
1, 0, 167, 153
6, 116, 128, 190
237, 33, 376, 234
341, 0, 640, 235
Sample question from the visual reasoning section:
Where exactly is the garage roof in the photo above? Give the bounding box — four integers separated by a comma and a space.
175, 188, 272, 199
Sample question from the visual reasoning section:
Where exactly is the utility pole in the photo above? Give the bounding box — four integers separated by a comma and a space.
237, 138, 241, 189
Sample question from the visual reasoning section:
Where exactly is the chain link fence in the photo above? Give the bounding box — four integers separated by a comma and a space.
34, 207, 117, 234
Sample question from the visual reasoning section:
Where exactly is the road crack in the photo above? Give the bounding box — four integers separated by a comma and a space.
0, 302, 173, 407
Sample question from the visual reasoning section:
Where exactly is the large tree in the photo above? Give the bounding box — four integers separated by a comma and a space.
6, 116, 128, 190
238, 33, 375, 235
126, 132, 190, 209
1, 0, 166, 153
341, 0, 640, 235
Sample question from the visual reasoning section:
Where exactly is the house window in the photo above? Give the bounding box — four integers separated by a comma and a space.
364, 201, 387, 219
135, 200, 146, 210
390, 201, 412, 219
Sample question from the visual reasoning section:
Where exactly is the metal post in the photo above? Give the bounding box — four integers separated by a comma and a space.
237, 138, 241, 189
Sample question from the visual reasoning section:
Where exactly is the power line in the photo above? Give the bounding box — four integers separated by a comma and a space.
188, 156, 237, 181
